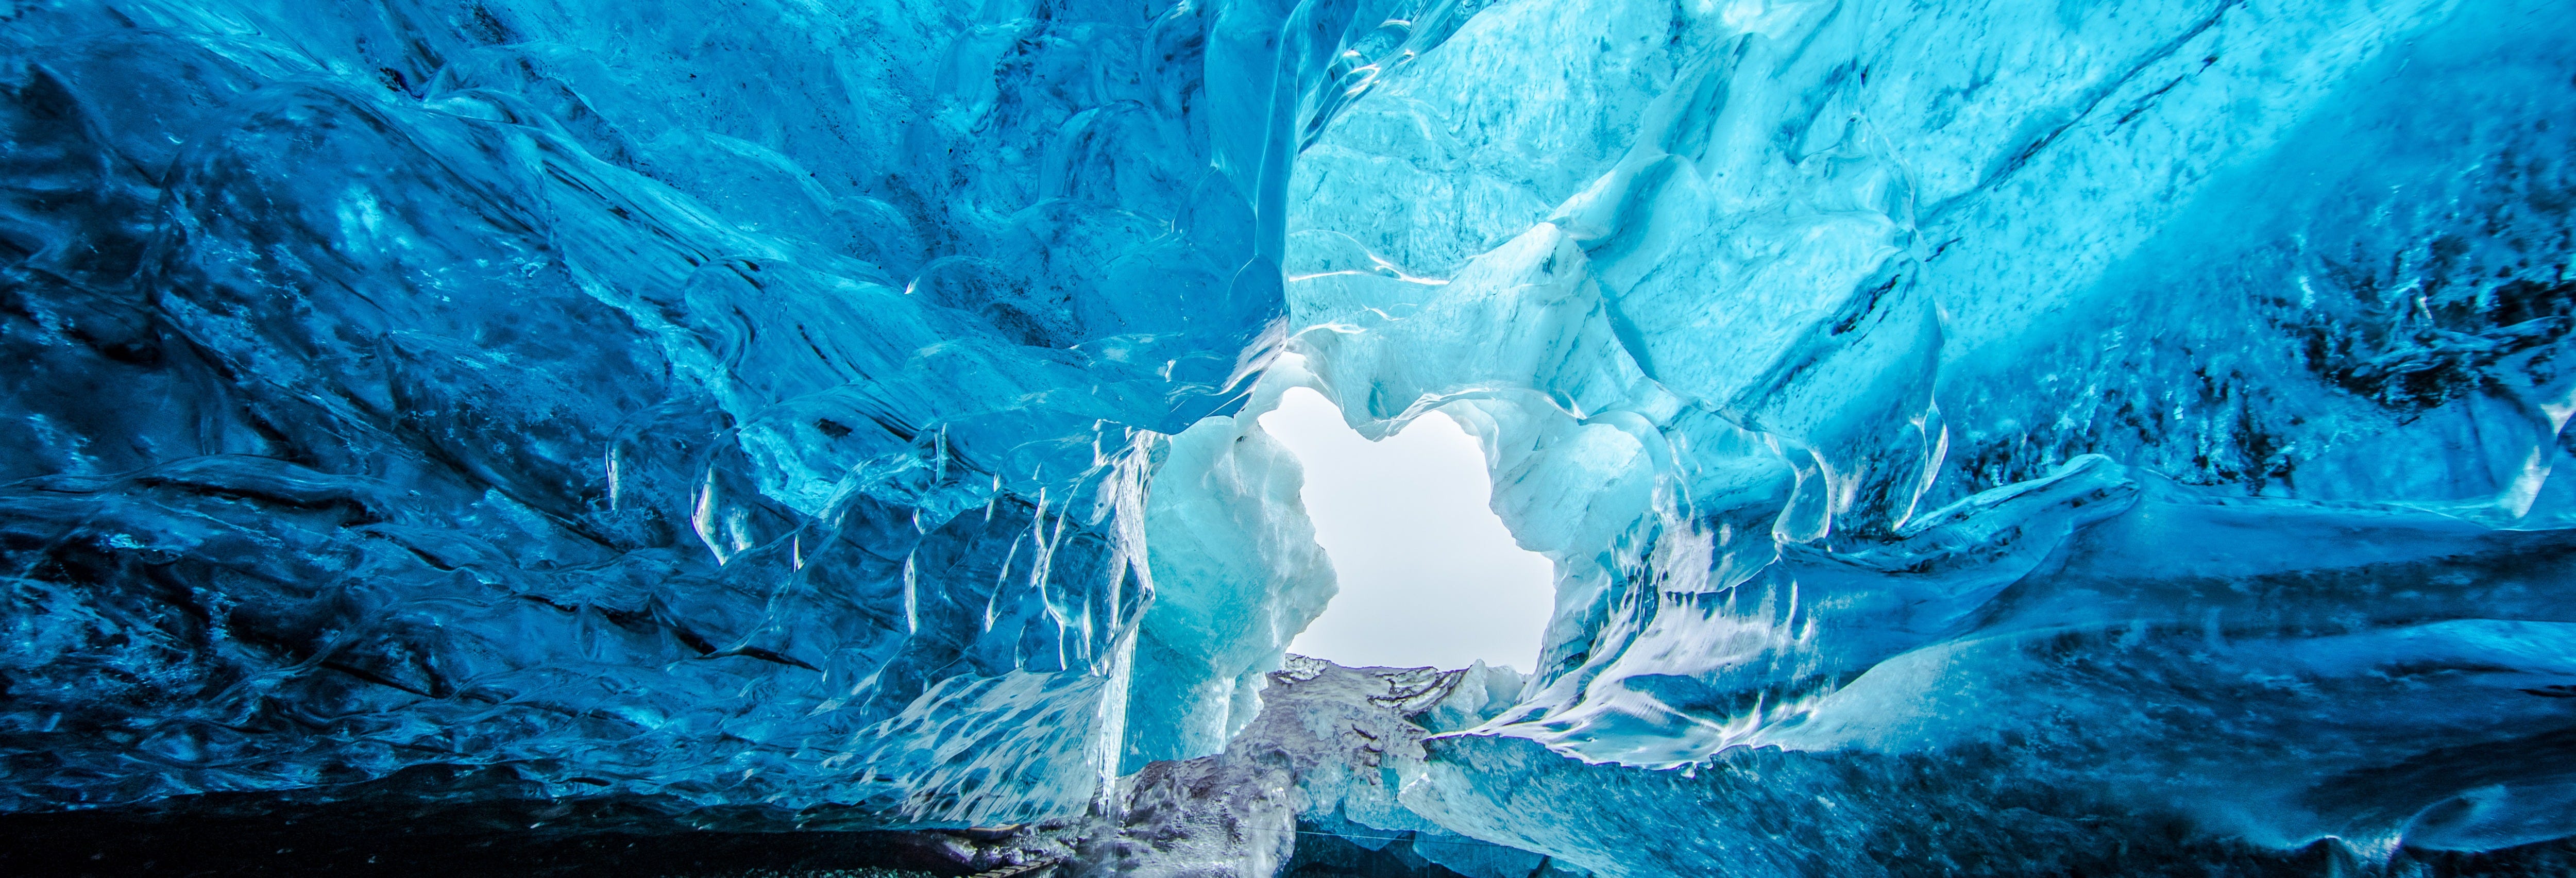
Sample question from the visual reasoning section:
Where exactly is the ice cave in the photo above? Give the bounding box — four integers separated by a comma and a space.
2, 0, 2575, 875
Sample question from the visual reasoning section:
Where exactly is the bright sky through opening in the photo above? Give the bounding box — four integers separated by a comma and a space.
1257, 387, 1556, 671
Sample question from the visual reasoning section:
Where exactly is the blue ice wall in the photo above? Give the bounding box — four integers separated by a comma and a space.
1279, 0, 2576, 871
0, 0, 1399, 821
11, 0, 2576, 871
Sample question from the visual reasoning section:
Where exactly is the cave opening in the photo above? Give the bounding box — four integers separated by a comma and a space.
1254, 386, 1556, 672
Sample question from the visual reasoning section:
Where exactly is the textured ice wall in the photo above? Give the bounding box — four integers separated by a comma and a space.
1280, 0, 2576, 871
12, 0, 2576, 870
0, 0, 1402, 820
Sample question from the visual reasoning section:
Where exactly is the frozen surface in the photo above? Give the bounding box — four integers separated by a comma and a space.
1079, 655, 1566, 878
1282, 0, 2576, 871
0, 0, 1405, 819
8, 0, 2576, 872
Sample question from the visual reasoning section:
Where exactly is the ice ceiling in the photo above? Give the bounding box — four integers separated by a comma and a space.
3, 0, 2575, 874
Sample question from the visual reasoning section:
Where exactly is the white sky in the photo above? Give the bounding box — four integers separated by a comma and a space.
1257, 387, 1556, 671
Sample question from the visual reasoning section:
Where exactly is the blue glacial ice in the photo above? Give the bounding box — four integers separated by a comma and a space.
6, 0, 2576, 874
0, 0, 1337, 822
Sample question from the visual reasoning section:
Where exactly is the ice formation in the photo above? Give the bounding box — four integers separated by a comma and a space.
0, 0, 1301, 820
4, 0, 2576, 874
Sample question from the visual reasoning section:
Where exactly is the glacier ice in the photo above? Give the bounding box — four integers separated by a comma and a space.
1281, 0, 2576, 871
5, 0, 2576, 874
0, 0, 1347, 820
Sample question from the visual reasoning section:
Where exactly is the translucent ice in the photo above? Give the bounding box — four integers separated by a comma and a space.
1283, 0, 2576, 871
0, 0, 1393, 820
8, 0, 2576, 872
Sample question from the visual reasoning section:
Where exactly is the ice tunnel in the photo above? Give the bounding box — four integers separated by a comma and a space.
4, 0, 2576, 875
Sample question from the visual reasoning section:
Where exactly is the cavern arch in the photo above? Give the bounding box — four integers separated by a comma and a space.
4, 1, 2576, 875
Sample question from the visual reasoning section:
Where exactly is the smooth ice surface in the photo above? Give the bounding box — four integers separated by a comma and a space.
1260, 385, 1554, 671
